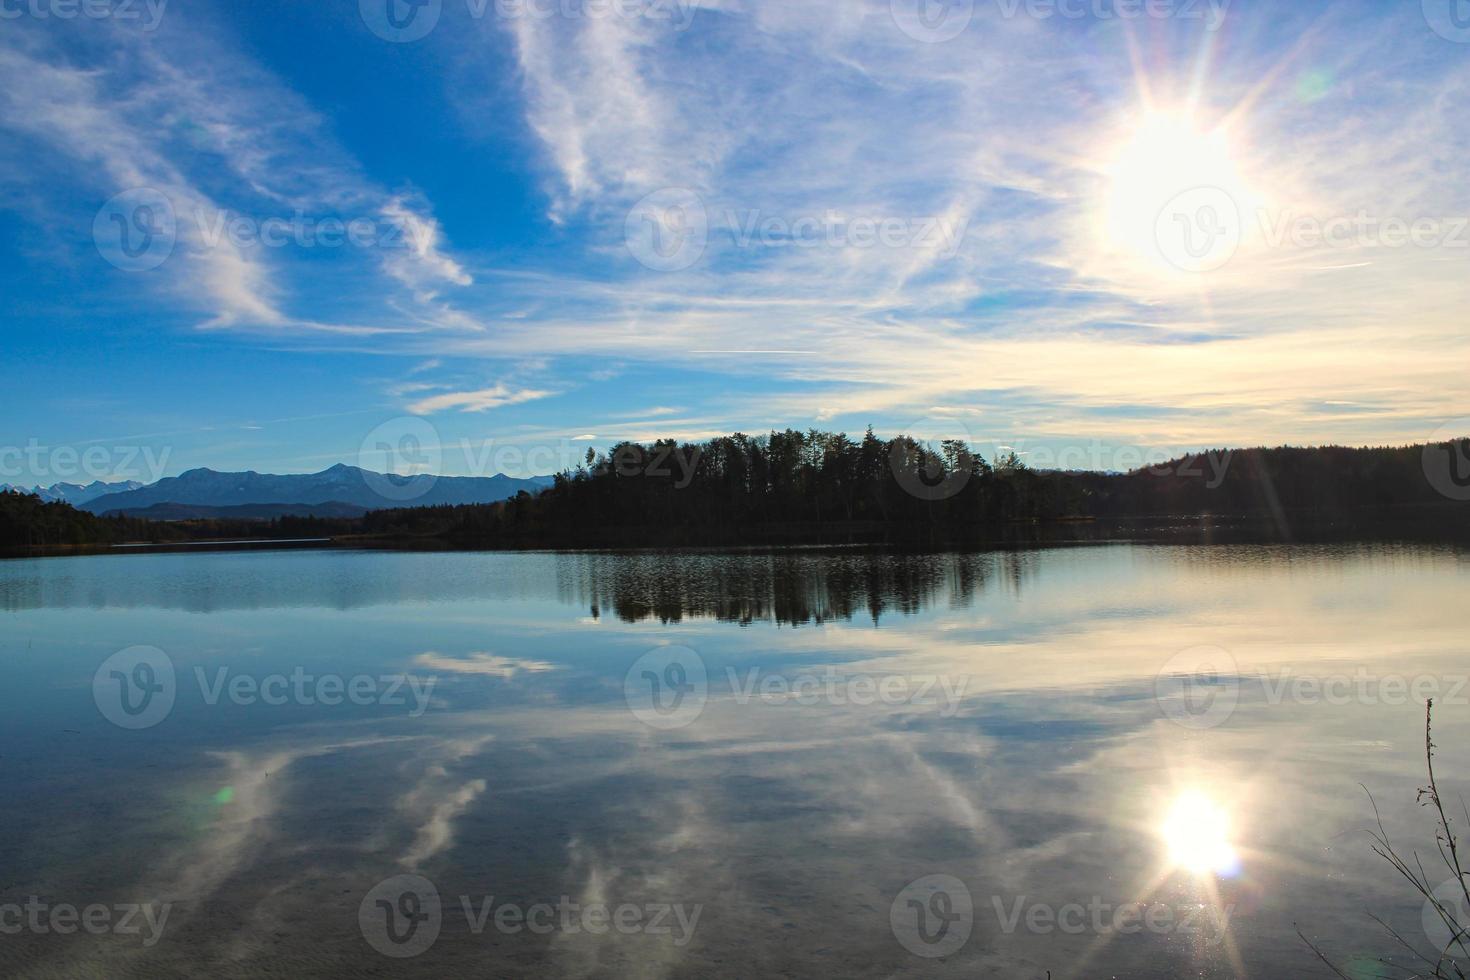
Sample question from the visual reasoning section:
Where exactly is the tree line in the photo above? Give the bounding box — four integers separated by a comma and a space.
430, 430, 1470, 546
5, 431, 1467, 550
0, 491, 159, 549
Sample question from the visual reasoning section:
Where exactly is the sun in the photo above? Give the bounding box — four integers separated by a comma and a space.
1161, 791, 1241, 877
1097, 108, 1257, 278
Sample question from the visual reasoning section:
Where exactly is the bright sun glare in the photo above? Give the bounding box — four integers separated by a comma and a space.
1100, 109, 1256, 277
1161, 791, 1240, 877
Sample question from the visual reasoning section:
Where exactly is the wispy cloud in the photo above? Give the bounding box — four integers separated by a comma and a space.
6, 1, 1470, 457
406, 384, 554, 415
415, 651, 560, 677
0, 17, 474, 335
381, 195, 473, 292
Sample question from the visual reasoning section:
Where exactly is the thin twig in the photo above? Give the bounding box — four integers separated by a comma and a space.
1302, 702, 1469, 978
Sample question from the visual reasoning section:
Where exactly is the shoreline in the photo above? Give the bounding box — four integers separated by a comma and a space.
4, 507, 1468, 560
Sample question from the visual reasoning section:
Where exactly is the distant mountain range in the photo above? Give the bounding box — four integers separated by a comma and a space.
107, 501, 377, 520
55, 464, 553, 518
0, 479, 145, 506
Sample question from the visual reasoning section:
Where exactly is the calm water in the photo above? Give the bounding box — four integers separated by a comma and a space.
2, 544, 1468, 978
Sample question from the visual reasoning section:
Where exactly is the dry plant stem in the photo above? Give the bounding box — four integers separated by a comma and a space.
1300, 701, 1470, 979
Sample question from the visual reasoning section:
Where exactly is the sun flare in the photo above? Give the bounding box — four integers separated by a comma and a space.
1161, 791, 1240, 877
1098, 109, 1259, 278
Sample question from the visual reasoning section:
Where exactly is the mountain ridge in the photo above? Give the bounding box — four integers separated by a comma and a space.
78, 465, 552, 516
0, 480, 145, 506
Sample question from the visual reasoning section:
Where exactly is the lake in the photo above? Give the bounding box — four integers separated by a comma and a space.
2, 543, 1467, 978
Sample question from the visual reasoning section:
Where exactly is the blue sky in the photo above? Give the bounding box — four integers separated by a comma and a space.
3, 0, 1469, 483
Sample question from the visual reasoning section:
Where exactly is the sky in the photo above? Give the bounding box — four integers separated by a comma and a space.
2, 0, 1469, 484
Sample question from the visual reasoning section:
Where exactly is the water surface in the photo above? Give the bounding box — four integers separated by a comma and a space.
2, 544, 1467, 978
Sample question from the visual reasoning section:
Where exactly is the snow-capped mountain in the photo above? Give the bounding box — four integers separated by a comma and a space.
0, 479, 145, 506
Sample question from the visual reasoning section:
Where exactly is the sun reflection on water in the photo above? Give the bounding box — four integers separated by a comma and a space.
1162, 790, 1241, 878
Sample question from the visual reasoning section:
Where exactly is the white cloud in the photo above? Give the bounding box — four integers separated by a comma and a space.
406, 384, 554, 414
382, 196, 473, 290
414, 652, 560, 677
9, 2, 1470, 451
0, 22, 473, 334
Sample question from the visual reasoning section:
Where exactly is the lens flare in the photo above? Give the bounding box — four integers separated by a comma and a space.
1097, 108, 1260, 281
1161, 791, 1240, 877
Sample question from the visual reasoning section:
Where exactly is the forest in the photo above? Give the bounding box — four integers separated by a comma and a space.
430, 430, 1469, 546
4, 431, 1467, 550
